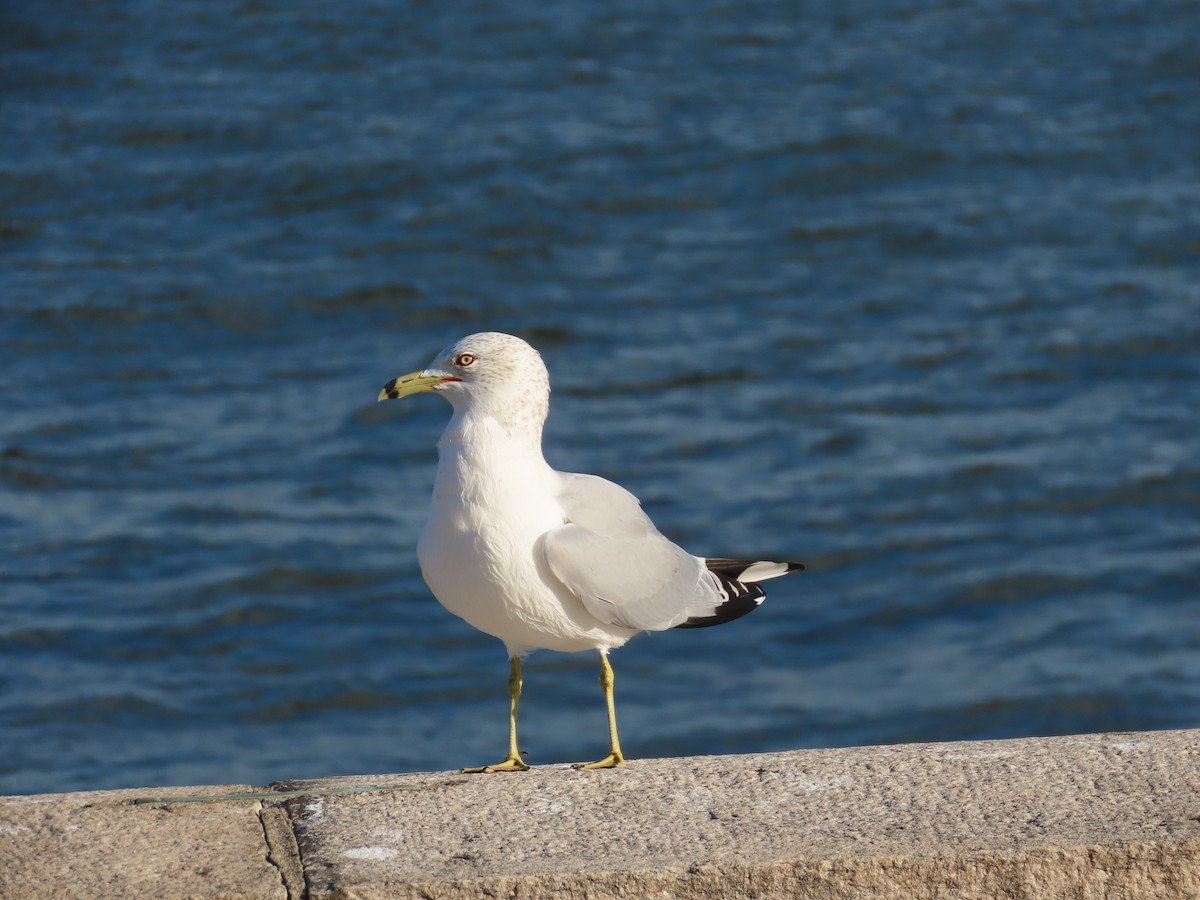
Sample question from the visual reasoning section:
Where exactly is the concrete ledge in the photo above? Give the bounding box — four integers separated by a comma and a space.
3, 729, 1199, 898
0, 782, 285, 899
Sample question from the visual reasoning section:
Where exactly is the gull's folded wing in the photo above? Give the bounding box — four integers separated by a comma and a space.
541, 473, 719, 631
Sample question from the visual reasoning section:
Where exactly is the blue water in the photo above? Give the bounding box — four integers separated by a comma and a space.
3, 0, 1199, 796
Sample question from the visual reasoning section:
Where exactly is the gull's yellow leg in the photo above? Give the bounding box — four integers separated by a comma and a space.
462, 656, 530, 773
573, 651, 627, 770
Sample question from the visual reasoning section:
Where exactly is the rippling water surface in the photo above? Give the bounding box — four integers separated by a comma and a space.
3, 0, 1199, 795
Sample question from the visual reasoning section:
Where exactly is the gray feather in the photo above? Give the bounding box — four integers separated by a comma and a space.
542, 473, 721, 631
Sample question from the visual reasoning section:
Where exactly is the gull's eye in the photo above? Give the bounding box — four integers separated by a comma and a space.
455, 353, 477, 367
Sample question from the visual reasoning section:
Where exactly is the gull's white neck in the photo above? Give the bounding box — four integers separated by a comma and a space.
433, 404, 553, 518
438, 399, 547, 458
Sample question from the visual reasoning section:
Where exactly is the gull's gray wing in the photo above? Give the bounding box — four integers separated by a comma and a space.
540, 473, 721, 631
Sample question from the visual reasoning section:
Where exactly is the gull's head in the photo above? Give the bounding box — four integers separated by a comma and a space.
378, 332, 551, 427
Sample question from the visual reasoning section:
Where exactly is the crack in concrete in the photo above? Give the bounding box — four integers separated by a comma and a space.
258, 801, 308, 900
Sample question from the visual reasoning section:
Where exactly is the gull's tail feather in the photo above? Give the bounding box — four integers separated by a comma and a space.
674, 558, 805, 630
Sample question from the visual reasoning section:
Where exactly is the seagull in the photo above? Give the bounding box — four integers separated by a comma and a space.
377, 332, 803, 771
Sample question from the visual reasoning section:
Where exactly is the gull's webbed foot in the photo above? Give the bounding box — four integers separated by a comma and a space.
572, 750, 626, 770
461, 755, 530, 774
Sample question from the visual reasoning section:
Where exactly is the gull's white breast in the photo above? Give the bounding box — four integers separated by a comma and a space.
417, 429, 634, 656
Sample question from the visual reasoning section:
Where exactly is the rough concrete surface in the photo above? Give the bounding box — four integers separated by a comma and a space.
0, 783, 285, 899
2, 729, 1199, 899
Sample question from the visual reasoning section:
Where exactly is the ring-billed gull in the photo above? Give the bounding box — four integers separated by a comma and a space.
378, 332, 803, 771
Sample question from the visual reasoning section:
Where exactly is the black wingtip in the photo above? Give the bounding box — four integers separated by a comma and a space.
673, 585, 764, 629
674, 558, 804, 630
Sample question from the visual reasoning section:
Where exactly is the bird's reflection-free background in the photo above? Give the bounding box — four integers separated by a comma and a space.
3, 0, 1199, 795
